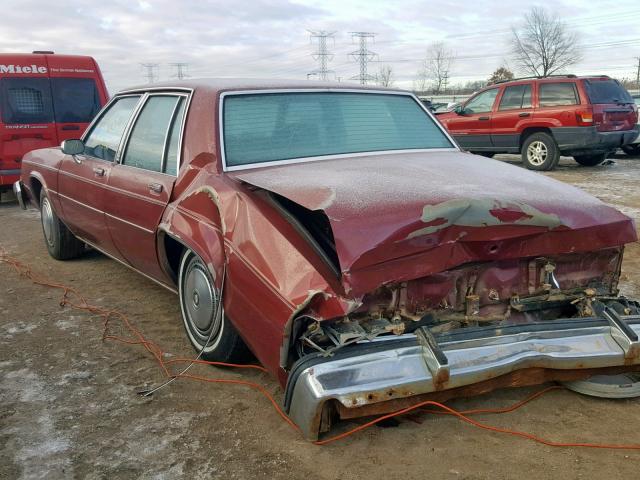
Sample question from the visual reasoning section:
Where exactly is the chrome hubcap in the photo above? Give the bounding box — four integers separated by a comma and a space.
527, 141, 548, 166
183, 258, 221, 340
41, 198, 55, 247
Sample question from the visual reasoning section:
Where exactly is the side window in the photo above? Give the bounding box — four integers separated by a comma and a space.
464, 88, 499, 114
122, 96, 180, 173
539, 83, 578, 107
84, 96, 141, 161
498, 84, 533, 110
164, 98, 187, 176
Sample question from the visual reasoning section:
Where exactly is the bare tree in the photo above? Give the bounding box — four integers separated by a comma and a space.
511, 7, 581, 77
377, 65, 394, 87
417, 42, 455, 94
488, 66, 514, 84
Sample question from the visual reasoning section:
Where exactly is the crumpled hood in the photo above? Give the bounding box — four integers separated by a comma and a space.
230, 151, 636, 294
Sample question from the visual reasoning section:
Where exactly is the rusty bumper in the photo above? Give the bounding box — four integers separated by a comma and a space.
285, 312, 640, 440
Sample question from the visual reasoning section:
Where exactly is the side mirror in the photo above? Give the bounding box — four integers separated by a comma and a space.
454, 105, 466, 115
61, 139, 85, 156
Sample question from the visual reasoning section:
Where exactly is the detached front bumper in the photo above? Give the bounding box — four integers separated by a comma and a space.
285, 312, 640, 440
12, 180, 28, 210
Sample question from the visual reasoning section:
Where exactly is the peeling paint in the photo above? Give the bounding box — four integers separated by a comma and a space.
408, 199, 563, 238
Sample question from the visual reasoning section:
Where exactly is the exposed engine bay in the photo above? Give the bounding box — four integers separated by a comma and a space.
294, 248, 640, 359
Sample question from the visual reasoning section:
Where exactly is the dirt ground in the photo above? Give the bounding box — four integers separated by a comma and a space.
1, 154, 640, 480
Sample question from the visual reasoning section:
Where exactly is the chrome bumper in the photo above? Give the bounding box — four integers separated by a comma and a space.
12, 180, 27, 210
285, 314, 640, 440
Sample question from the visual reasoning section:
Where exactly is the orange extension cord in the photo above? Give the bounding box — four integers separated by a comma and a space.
2, 247, 640, 449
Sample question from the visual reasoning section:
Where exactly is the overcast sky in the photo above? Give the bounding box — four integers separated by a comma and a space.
1, 0, 639, 93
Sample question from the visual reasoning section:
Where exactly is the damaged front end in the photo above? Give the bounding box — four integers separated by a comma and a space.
284, 248, 640, 440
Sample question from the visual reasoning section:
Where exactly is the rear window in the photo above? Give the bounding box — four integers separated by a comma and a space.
538, 83, 579, 107
222, 92, 453, 168
0, 77, 54, 124
584, 80, 633, 104
51, 78, 101, 123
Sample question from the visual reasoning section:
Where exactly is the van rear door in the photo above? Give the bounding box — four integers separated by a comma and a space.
583, 79, 637, 132
45, 55, 106, 142
0, 55, 58, 184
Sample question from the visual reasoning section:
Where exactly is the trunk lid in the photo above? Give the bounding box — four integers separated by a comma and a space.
230, 151, 636, 295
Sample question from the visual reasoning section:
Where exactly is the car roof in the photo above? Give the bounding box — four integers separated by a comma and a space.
117, 78, 406, 95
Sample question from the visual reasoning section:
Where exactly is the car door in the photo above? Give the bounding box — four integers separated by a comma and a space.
57, 95, 142, 256
491, 83, 533, 152
445, 87, 499, 149
103, 92, 188, 281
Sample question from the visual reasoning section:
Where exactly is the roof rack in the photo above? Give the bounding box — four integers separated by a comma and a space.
494, 74, 578, 84
32, 50, 54, 54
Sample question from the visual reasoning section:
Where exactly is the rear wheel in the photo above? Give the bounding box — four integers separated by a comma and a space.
574, 152, 607, 166
40, 190, 85, 260
521, 132, 560, 171
178, 250, 251, 363
621, 144, 640, 156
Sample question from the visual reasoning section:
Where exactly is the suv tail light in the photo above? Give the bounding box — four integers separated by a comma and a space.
576, 109, 594, 126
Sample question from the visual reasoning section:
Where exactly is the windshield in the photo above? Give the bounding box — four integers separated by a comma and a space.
584, 79, 633, 104
222, 92, 453, 169
0, 77, 100, 124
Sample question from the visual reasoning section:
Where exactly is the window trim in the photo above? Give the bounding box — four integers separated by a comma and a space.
81, 87, 193, 173
218, 88, 459, 172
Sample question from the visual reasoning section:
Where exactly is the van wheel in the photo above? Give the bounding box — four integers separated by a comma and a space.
521, 133, 560, 171
574, 152, 607, 166
621, 144, 640, 156
40, 190, 85, 260
178, 250, 252, 363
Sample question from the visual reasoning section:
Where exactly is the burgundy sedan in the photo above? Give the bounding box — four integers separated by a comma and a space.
13, 80, 640, 440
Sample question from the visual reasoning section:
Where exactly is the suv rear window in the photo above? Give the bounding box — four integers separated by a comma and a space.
538, 83, 578, 107
584, 79, 633, 104
51, 78, 101, 123
0, 77, 54, 124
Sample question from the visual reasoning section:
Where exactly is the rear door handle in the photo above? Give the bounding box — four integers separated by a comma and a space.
62, 125, 80, 131
93, 167, 105, 177
148, 182, 163, 194
519, 112, 531, 117
478, 116, 490, 121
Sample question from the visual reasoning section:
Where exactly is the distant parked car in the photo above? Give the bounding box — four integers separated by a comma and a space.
437, 75, 639, 170
621, 95, 640, 156
0, 51, 109, 192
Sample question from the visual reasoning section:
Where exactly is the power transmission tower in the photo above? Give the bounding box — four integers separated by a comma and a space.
308, 30, 336, 81
349, 32, 377, 85
170, 63, 190, 80
140, 63, 159, 83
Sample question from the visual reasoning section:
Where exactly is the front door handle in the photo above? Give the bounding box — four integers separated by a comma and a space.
478, 116, 490, 121
519, 112, 531, 117
93, 167, 105, 177
148, 182, 163, 194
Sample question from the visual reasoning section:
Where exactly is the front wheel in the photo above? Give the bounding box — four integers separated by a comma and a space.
40, 190, 85, 260
574, 152, 607, 166
621, 144, 640, 156
178, 250, 251, 363
521, 132, 560, 171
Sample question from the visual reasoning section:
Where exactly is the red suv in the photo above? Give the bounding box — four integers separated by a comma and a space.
437, 75, 639, 170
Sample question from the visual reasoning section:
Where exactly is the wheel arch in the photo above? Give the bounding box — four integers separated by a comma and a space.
519, 127, 553, 150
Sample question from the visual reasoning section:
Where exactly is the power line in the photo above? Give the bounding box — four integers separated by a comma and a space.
169, 62, 190, 80
308, 30, 336, 81
349, 32, 377, 85
140, 63, 159, 83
